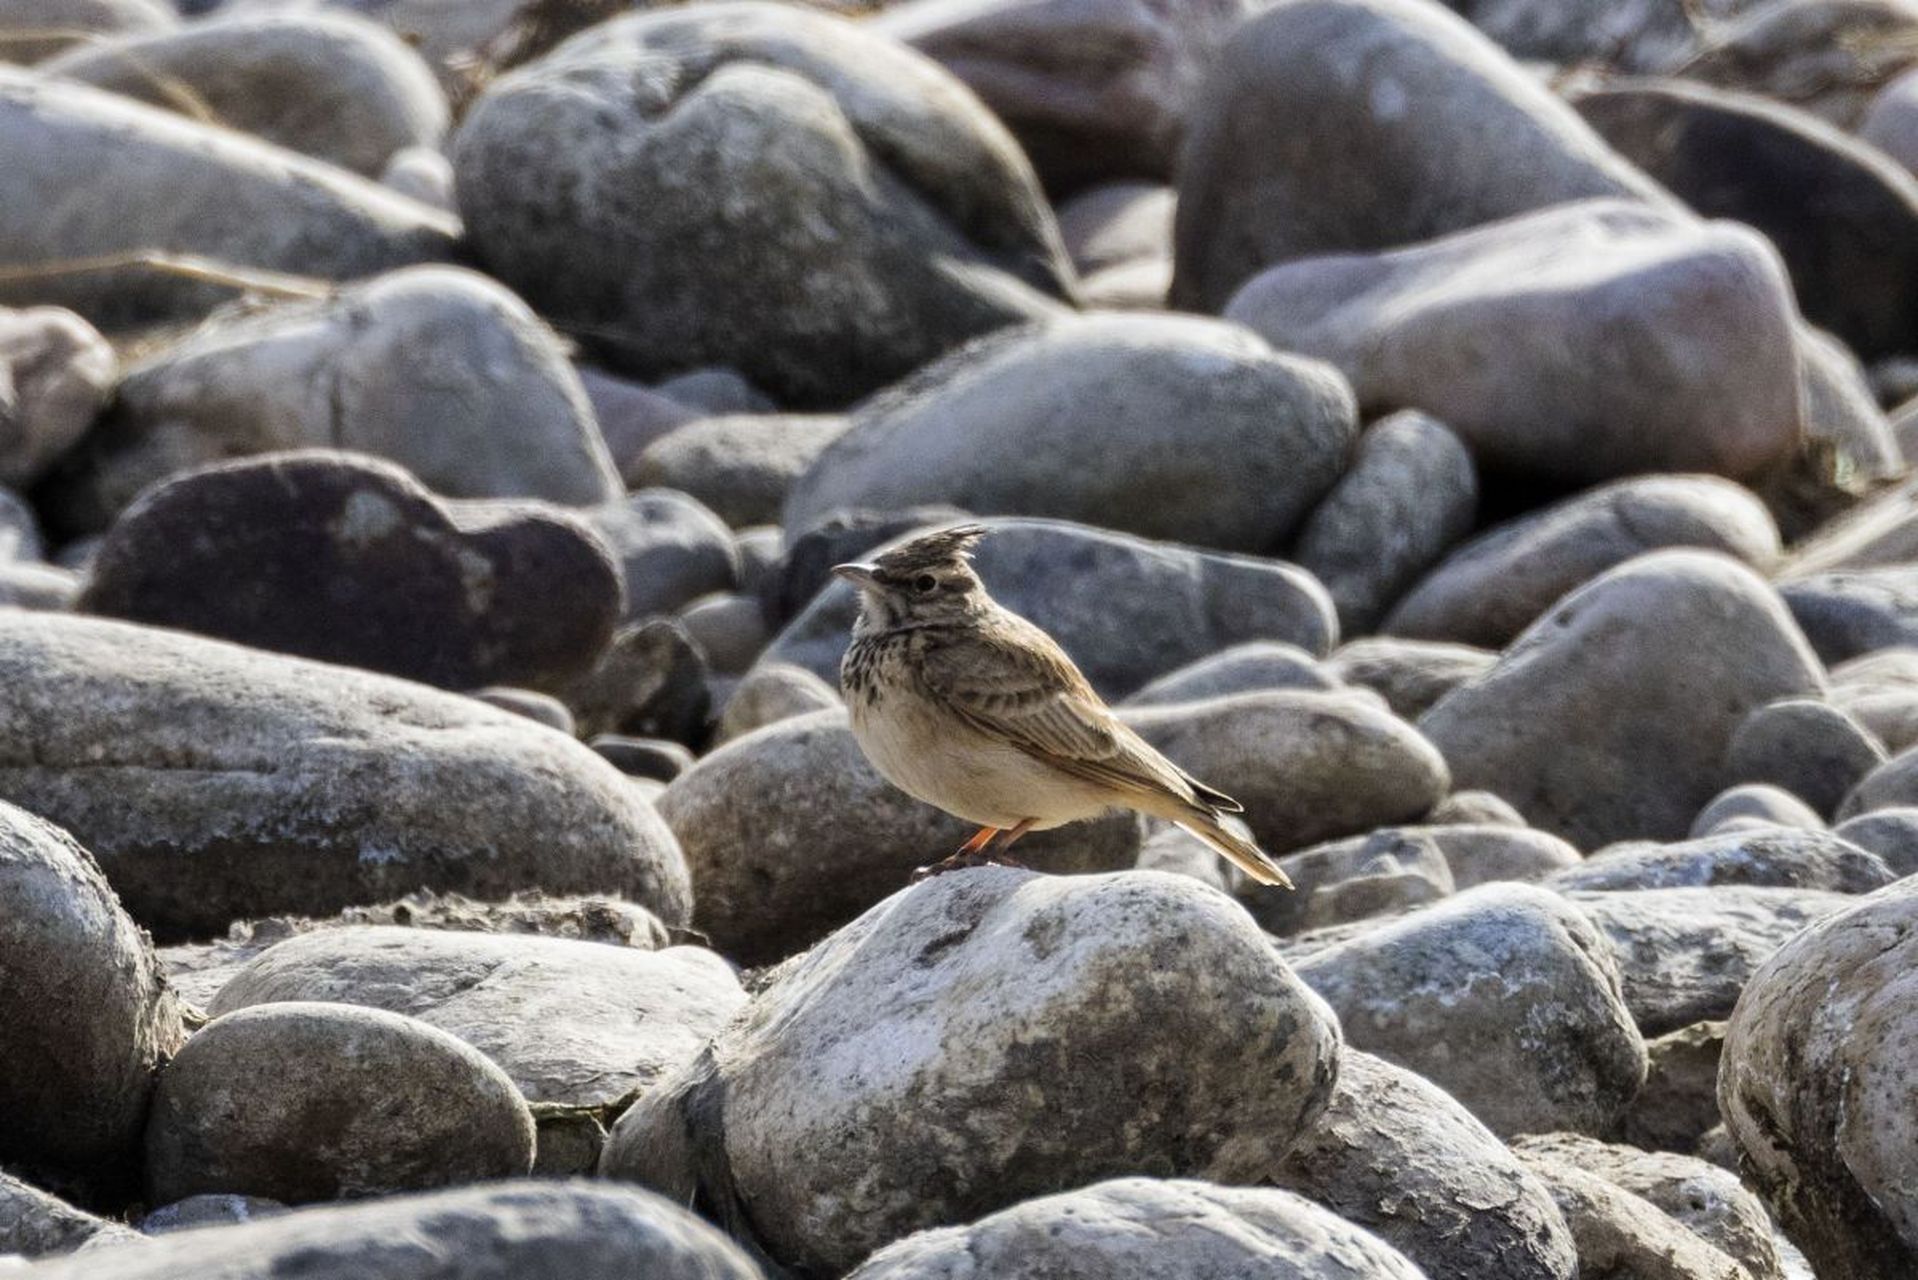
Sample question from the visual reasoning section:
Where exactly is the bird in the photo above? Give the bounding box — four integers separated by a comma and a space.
834, 524, 1293, 887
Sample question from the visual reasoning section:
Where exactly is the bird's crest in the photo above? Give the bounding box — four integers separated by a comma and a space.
872, 523, 989, 574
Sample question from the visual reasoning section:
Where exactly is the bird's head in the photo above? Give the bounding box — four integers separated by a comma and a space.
834, 523, 990, 631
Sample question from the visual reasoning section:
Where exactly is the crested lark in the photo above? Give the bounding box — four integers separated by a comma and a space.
835, 524, 1293, 886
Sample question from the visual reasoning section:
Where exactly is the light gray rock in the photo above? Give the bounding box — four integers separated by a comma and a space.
1270, 1050, 1579, 1280
0, 801, 185, 1199
0, 611, 691, 940
0, 560, 78, 610
0, 0, 172, 63
1227, 201, 1804, 487
1420, 551, 1827, 848
221, 0, 529, 78
1257, 826, 1454, 936
145, 1002, 535, 1204
633, 415, 848, 529
1121, 641, 1340, 707
1864, 63, 1918, 177
787, 315, 1356, 551
602, 869, 1341, 1275
1512, 1146, 1752, 1280
1078, 257, 1170, 309
679, 593, 767, 676
1054, 182, 1174, 275
1419, 823, 1584, 886
42, 12, 446, 176
1831, 646, 1918, 751
0, 487, 41, 561
474, 687, 574, 735
378, 144, 453, 210
731, 525, 782, 598
0, 1170, 141, 1258
1727, 697, 1887, 817
763, 517, 1337, 700
1387, 476, 1780, 647
1427, 789, 1528, 826
845, 1177, 1427, 1279
714, 661, 839, 744
583, 489, 738, 623
0, 305, 114, 488
1553, 828, 1893, 895
1170, 0, 1671, 311
0, 70, 454, 329
1291, 409, 1478, 632
454, 3, 1072, 407
140, 1194, 287, 1235
1690, 784, 1826, 836
1289, 883, 1646, 1136
1325, 636, 1495, 720
1833, 806, 1918, 874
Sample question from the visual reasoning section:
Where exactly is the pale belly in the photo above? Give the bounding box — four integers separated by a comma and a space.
849, 686, 1116, 831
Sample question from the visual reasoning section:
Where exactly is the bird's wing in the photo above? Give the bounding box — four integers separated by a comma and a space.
918, 614, 1219, 813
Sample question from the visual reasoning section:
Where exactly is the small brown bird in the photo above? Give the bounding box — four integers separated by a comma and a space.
835, 524, 1293, 886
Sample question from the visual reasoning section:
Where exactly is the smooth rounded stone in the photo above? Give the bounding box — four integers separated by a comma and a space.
633, 414, 849, 529
1511, 1147, 1752, 1280
21, 1181, 764, 1280
1120, 641, 1339, 707
473, 687, 574, 736
1727, 697, 1886, 817
145, 1002, 534, 1204
1565, 885, 1856, 1035
1225, 201, 1803, 487
655, 368, 774, 417
0, 611, 691, 939
0, 1171, 142, 1257
765, 517, 1338, 700
78, 452, 623, 691
602, 870, 1342, 1274
590, 735, 694, 782
582, 489, 738, 623
0, 0, 172, 63
1833, 807, 1918, 874
1720, 876, 1918, 1277
1270, 1049, 1578, 1280
1324, 636, 1495, 720
679, 593, 767, 676
0, 486, 40, 561
0, 560, 78, 610
1290, 883, 1646, 1136
1419, 551, 1827, 848
1255, 827, 1454, 936
140, 1194, 287, 1235
42, 12, 447, 177
1125, 690, 1450, 855
1448, 0, 1705, 69
714, 661, 840, 744
0, 71, 454, 329
760, 504, 972, 627
1865, 64, 1918, 176
1077, 257, 1170, 309
210, 927, 744, 1116
1134, 823, 1234, 892
0, 800, 185, 1198
1830, 646, 1918, 751
1427, 789, 1527, 826
1411, 822, 1582, 887
47, 268, 617, 535
1514, 1132, 1785, 1280
576, 367, 701, 480
845, 1177, 1426, 1280
1623, 1021, 1728, 1156
555, 619, 710, 743
1573, 78, 1918, 361
731, 525, 782, 598
1780, 565, 1918, 663
1551, 828, 1892, 895
1290, 409, 1478, 632
454, 4, 1072, 408
1681, 0, 1918, 130
658, 708, 1142, 965
787, 316, 1356, 552
1385, 476, 1781, 648
1169, 0, 1671, 311
0, 305, 114, 488
378, 144, 453, 210
1690, 784, 1826, 836
1054, 182, 1175, 276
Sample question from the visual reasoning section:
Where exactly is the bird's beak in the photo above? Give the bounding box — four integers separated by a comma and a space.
832, 562, 878, 588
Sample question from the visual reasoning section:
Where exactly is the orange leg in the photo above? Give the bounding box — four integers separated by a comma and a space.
913, 820, 1037, 882
955, 825, 1001, 856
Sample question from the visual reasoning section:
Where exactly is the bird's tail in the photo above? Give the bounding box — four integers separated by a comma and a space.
1177, 809, 1294, 889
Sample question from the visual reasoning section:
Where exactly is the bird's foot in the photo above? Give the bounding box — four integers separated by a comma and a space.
910, 849, 1029, 881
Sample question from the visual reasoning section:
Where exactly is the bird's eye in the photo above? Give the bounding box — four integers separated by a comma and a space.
913, 574, 938, 593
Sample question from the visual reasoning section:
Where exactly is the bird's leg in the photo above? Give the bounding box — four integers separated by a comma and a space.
913, 825, 1002, 881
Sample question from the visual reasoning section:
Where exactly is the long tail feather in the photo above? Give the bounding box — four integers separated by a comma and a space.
1177, 811, 1294, 889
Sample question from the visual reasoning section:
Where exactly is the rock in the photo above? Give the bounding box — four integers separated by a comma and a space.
140, 1195, 286, 1235
1690, 784, 1826, 836
0, 611, 691, 940
78, 452, 622, 691
1552, 828, 1892, 895
0, 560, 78, 610
1681, 0, 1918, 130
1427, 789, 1528, 826
1226, 201, 1804, 487
1573, 77, 1918, 360
765, 517, 1337, 699
1864, 64, 1918, 177
556, 619, 710, 743
0, 1171, 141, 1257
633, 415, 849, 528
0, 0, 172, 64
1414, 822, 1583, 887
583, 490, 738, 623
845, 1177, 1426, 1279
1170, 0, 1670, 311
1512, 1147, 1752, 1280
1387, 477, 1780, 648
0, 487, 41, 561
378, 145, 453, 210
1269, 1050, 1579, 1280
657, 708, 1142, 964
1720, 876, 1918, 1277
1776, 323, 1904, 533
1780, 564, 1918, 663
714, 661, 840, 744
0, 71, 454, 329
1623, 1021, 1728, 1156
1833, 807, 1918, 873
1781, 473, 1918, 577
1420, 551, 1826, 847
760, 505, 971, 628
1325, 636, 1495, 720
42, 13, 446, 177
576, 367, 700, 478
0, 800, 185, 1199
454, 3, 1072, 407
45, 267, 618, 535
786, 316, 1356, 551
1291, 409, 1478, 632
474, 688, 575, 736
1449, 0, 1705, 69
679, 593, 767, 675
655, 368, 773, 417
1289, 883, 1646, 1136
601, 869, 1341, 1274
1078, 258, 1170, 309
1831, 646, 1918, 750
1054, 182, 1174, 275
210, 927, 743, 1120
0, 305, 114, 488
1256, 826, 1455, 936
1121, 642, 1339, 707
1565, 885, 1856, 1035
1727, 697, 1887, 816
590, 735, 694, 782
145, 1002, 534, 1204
20, 1181, 764, 1279
731, 526, 781, 598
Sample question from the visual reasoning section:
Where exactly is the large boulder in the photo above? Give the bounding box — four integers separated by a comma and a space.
43, 266, 619, 535
0, 305, 114, 489
0, 611, 691, 940
783, 315, 1358, 552
0, 800, 185, 1199
1225, 200, 1805, 487
1419, 551, 1826, 848
602, 870, 1341, 1275
1170, 0, 1670, 311
453, 3, 1073, 406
